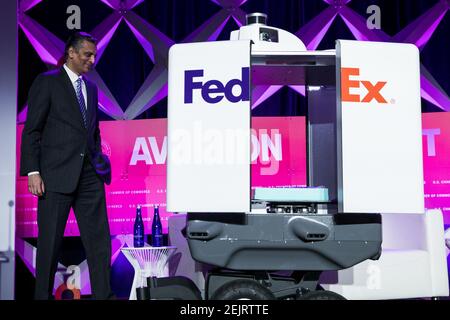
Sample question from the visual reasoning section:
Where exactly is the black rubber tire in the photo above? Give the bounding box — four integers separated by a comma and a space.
299, 290, 346, 300
211, 279, 275, 300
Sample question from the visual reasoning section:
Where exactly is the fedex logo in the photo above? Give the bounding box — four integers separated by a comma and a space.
341, 67, 387, 103
184, 67, 250, 104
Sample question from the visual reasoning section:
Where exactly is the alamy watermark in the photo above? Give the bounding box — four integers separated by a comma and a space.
367, 5, 381, 30
67, 5, 81, 30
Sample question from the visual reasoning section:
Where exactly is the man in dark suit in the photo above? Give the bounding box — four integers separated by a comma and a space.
20, 32, 114, 300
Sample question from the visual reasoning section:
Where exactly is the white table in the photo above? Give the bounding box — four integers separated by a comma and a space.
121, 246, 177, 300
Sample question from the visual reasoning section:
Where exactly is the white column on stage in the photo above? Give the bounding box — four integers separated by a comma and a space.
0, 0, 18, 300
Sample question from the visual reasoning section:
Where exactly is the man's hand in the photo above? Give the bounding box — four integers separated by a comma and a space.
28, 174, 45, 196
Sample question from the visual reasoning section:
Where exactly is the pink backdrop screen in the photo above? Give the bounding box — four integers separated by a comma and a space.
16, 117, 306, 237
422, 113, 450, 224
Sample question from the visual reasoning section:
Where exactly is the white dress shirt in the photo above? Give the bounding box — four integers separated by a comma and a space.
28, 65, 88, 177
63, 63, 88, 108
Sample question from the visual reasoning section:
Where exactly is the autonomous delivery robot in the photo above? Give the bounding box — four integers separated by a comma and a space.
139, 13, 425, 300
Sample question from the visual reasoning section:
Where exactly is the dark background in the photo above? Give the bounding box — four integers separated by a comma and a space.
19, 0, 449, 121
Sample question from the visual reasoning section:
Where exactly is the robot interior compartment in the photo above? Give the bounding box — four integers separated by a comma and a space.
249, 50, 339, 208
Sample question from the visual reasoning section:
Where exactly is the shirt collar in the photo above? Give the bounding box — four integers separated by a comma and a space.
63, 64, 82, 84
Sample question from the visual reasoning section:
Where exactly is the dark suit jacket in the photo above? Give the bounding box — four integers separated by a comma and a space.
20, 67, 111, 193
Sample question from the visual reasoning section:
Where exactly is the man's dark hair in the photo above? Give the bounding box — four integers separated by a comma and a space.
64, 32, 97, 61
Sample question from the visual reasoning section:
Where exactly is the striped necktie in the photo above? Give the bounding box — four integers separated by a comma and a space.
75, 77, 87, 128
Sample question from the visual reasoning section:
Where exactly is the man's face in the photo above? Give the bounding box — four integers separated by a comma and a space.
68, 40, 97, 75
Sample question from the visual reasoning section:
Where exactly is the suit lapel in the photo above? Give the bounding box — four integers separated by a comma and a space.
85, 80, 95, 129
59, 68, 87, 131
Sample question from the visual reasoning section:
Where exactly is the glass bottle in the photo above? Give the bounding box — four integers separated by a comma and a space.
151, 205, 163, 247
133, 205, 145, 247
